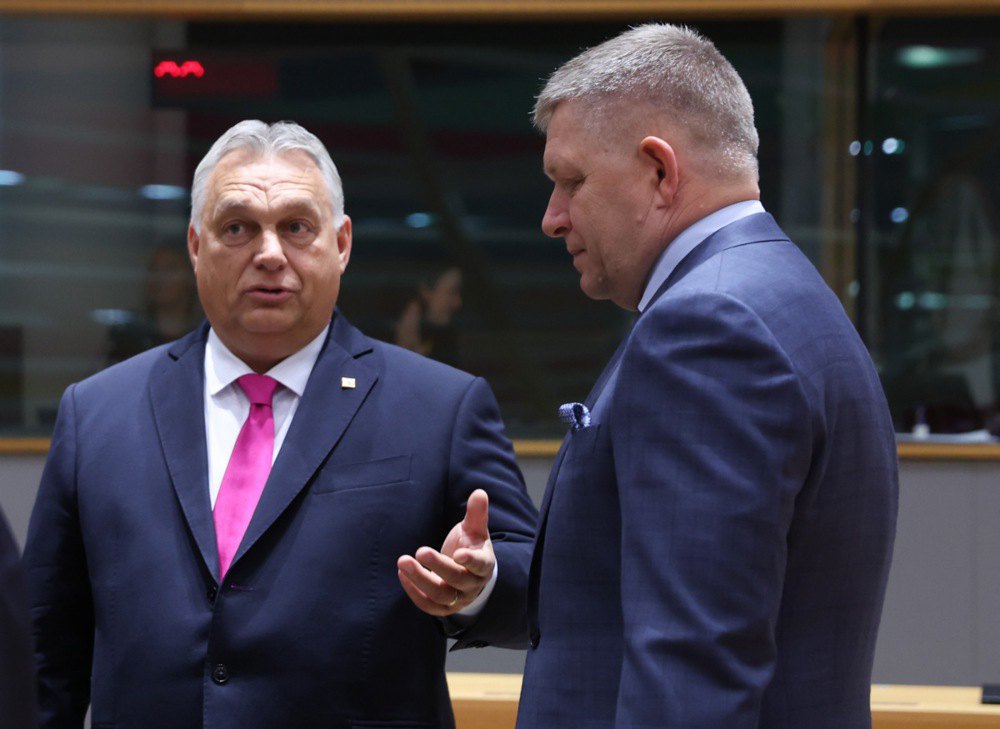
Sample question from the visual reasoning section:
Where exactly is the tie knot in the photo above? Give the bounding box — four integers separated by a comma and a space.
237, 374, 279, 406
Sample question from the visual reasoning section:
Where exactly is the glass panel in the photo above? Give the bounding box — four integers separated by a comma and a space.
0, 17, 834, 437
867, 16, 1000, 437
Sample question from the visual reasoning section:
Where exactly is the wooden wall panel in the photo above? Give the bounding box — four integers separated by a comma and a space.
0, 0, 997, 20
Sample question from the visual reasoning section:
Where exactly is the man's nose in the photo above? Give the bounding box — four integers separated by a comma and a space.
255, 229, 287, 269
541, 192, 570, 238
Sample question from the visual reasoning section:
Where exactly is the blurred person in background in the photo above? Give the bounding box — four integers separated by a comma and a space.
107, 245, 201, 364
395, 266, 463, 367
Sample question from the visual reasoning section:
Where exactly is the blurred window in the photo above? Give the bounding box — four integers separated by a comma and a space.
0, 14, 995, 440
865, 17, 1000, 437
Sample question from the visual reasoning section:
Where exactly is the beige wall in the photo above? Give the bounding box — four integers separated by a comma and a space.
4, 451, 1000, 683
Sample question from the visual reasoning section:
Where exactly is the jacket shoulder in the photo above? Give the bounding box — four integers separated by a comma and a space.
72, 340, 178, 402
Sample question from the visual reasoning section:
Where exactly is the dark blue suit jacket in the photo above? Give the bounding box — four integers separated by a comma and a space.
23, 311, 537, 729
1, 509, 36, 729
518, 214, 898, 728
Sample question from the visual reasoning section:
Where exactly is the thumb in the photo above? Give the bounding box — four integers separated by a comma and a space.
461, 489, 490, 541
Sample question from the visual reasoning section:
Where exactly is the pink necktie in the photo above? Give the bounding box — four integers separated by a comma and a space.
214, 374, 279, 579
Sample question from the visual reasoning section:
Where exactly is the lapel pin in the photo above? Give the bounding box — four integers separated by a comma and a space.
341, 376, 356, 390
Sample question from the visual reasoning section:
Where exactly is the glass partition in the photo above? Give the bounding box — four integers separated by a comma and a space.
866, 16, 1000, 438
3, 13, 995, 442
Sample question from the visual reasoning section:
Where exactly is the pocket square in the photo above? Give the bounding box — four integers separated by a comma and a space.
558, 402, 591, 431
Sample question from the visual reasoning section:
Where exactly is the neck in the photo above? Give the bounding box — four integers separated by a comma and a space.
663, 181, 759, 246
216, 333, 304, 374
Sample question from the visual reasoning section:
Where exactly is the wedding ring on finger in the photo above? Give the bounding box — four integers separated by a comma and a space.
447, 590, 461, 607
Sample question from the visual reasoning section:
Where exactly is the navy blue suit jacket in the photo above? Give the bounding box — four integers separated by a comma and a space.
23, 311, 537, 729
518, 214, 898, 728
1, 509, 36, 729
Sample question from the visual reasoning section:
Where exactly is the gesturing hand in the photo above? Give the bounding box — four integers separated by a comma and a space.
397, 489, 495, 617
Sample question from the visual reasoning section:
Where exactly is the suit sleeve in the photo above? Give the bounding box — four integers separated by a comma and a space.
445, 377, 538, 650
22, 385, 95, 728
611, 292, 812, 727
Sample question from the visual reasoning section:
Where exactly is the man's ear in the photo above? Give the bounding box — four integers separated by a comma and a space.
336, 215, 353, 274
639, 136, 679, 206
187, 224, 200, 272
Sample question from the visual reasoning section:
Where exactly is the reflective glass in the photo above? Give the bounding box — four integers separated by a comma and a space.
0, 17, 835, 437
867, 16, 1000, 437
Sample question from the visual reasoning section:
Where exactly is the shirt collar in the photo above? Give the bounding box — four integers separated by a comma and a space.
637, 200, 765, 313
205, 324, 330, 398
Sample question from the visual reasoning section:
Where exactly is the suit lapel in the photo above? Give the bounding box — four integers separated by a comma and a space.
535, 437, 569, 529
527, 435, 569, 632
583, 327, 633, 411
231, 312, 378, 571
531, 213, 793, 620
532, 316, 632, 588
149, 323, 218, 579
529, 327, 629, 624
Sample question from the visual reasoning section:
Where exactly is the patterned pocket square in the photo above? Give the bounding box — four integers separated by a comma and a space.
558, 402, 591, 431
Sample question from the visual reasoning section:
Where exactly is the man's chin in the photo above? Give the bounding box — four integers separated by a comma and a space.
238, 309, 299, 334
579, 278, 611, 302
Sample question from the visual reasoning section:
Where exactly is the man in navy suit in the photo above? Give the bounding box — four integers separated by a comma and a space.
23, 120, 537, 728
1, 508, 36, 729
518, 24, 898, 728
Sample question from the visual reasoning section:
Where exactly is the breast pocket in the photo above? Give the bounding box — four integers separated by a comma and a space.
562, 423, 604, 462
312, 454, 412, 494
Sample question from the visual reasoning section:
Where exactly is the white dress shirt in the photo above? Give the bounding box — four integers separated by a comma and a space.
204, 325, 328, 508
203, 324, 495, 616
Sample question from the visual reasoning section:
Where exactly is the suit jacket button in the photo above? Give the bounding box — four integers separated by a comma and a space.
212, 664, 229, 685
529, 630, 540, 649
207, 586, 217, 602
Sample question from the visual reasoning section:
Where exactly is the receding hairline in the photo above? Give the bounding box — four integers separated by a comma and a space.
198, 151, 334, 226
189, 119, 345, 233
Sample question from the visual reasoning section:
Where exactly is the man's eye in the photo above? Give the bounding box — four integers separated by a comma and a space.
223, 222, 245, 236
287, 221, 313, 236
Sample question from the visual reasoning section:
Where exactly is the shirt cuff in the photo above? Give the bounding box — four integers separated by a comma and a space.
452, 560, 499, 623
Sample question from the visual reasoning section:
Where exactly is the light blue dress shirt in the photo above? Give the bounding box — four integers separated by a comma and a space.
637, 200, 765, 312
592, 200, 766, 418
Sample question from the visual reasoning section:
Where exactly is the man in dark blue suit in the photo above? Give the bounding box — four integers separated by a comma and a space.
23, 120, 537, 728
1, 508, 36, 729
518, 24, 898, 728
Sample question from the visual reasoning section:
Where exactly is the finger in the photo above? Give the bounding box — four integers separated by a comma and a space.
414, 547, 485, 593
461, 489, 490, 542
397, 568, 452, 617
452, 545, 495, 579
397, 555, 462, 607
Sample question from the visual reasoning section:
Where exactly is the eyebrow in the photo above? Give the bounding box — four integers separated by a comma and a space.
542, 153, 578, 181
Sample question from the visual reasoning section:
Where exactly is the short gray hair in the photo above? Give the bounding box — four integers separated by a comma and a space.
533, 23, 759, 180
189, 120, 345, 232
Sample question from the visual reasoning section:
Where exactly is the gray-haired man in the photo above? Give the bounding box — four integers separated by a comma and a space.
24, 120, 537, 728
518, 24, 897, 728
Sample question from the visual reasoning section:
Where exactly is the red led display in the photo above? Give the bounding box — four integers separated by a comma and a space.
152, 54, 277, 101
154, 60, 205, 79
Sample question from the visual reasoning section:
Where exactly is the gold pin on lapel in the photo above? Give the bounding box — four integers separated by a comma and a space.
341, 377, 356, 390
